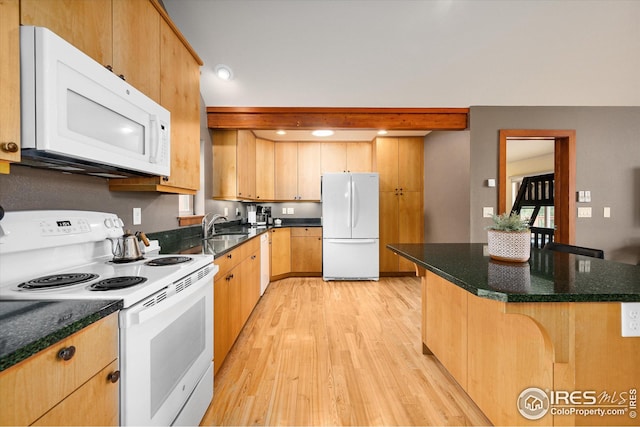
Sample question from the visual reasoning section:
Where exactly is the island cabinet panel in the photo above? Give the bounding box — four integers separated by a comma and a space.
0, 0, 20, 173
466, 296, 554, 426
424, 272, 468, 389
0, 313, 119, 426
418, 268, 640, 426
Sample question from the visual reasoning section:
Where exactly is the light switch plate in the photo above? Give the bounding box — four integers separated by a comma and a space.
604, 207, 611, 218
577, 207, 592, 218
133, 208, 141, 225
483, 207, 494, 218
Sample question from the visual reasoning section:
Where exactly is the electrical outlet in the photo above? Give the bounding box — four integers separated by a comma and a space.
483, 207, 494, 218
133, 208, 141, 225
621, 303, 640, 337
224, 207, 228, 216
603, 207, 611, 218
287, 207, 294, 215
282, 208, 287, 215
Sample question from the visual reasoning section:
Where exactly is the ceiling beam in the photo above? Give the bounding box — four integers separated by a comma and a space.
206, 107, 469, 130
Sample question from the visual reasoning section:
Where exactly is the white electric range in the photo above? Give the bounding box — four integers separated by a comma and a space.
0, 210, 217, 426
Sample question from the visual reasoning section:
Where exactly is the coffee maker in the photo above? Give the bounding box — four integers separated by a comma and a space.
256, 206, 271, 226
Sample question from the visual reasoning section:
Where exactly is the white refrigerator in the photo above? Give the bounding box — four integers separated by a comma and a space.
322, 172, 379, 281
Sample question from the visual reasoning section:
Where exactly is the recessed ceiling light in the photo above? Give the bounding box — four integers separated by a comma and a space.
312, 130, 334, 137
214, 64, 234, 80
377, 130, 388, 135
276, 130, 287, 135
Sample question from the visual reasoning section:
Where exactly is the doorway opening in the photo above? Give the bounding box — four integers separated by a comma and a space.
499, 129, 576, 245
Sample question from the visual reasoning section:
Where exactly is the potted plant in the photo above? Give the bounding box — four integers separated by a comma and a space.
486, 212, 531, 262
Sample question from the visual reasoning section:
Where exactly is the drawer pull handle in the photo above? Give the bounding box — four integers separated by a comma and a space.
57, 346, 76, 361
107, 370, 121, 383
0, 142, 18, 153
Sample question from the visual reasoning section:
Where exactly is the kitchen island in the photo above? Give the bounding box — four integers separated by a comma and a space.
388, 243, 640, 426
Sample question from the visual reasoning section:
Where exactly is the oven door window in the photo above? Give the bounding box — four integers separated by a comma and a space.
150, 298, 205, 417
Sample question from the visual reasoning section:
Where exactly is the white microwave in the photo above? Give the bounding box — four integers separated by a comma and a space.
20, 26, 170, 178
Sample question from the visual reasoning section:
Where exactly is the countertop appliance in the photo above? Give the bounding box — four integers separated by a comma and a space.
0, 210, 217, 426
20, 26, 171, 179
322, 173, 379, 280
260, 233, 270, 295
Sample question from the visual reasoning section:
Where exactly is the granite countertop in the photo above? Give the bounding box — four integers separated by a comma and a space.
0, 299, 122, 371
387, 243, 640, 303
154, 218, 322, 259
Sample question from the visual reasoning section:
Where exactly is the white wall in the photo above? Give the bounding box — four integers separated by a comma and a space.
164, 0, 640, 108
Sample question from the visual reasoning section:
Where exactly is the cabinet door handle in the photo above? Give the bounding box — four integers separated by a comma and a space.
226, 274, 234, 281
0, 142, 18, 153
57, 346, 76, 361
251, 255, 256, 260
227, 253, 232, 259
107, 370, 121, 383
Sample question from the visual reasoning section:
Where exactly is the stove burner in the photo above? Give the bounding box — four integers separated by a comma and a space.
145, 256, 193, 266
18, 273, 99, 290
90, 276, 147, 291
111, 257, 145, 264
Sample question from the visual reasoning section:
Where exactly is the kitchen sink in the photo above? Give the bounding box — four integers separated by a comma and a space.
205, 233, 248, 241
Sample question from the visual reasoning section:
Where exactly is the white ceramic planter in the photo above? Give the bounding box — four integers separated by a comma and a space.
487, 229, 531, 262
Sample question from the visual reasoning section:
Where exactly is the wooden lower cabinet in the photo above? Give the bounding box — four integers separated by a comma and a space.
269, 228, 291, 278
290, 227, 322, 274
0, 313, 119, 426
213, 237, 261, 374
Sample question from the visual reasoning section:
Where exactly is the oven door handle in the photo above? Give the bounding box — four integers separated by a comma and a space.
125, 267, 215, 327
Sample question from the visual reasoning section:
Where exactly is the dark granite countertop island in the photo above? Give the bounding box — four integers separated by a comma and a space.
387, 243, 640, 302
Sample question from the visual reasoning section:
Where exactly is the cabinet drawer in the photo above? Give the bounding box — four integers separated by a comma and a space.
290, 227, 322, 237
32, 360, 119, 426
0, 313, 118, 426
214, 236, 261, 280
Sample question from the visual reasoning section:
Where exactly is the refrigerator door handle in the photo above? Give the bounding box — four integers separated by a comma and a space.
346, 179, 352, 229
351, 180, 358, 228
324, 239, 377, 244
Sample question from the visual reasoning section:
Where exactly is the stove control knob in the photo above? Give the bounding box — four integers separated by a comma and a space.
104, 218, 114, 228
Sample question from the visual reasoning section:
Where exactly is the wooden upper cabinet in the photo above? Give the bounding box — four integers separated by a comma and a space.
0, 0, 20, 173
321, 142, 347, 173
346, 141, 373, 172
297, 142, 321, 200
212, 130, 261, 200
274, 142, 299, 200
320, 141, 372, 174
255, 138, 275, 200
112, 0, 161, 102
375, 137, 423, 192
236, 130, 256, 199
20, 0, 113, 66
21, 0, 160, 102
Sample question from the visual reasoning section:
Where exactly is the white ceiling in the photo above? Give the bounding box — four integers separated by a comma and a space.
507, 139, 554, 163
163, 0, 640, 108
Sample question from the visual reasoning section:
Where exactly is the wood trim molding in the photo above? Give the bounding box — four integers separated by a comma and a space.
206, 107, 469, 130
498, 129, 576, 245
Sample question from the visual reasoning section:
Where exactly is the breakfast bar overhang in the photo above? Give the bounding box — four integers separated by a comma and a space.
387, 243, 640, 426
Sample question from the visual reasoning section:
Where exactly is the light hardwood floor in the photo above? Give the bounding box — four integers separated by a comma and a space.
203, 277, 491, 426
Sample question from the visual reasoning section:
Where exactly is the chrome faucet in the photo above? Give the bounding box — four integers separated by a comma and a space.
202, 213, 227, 239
